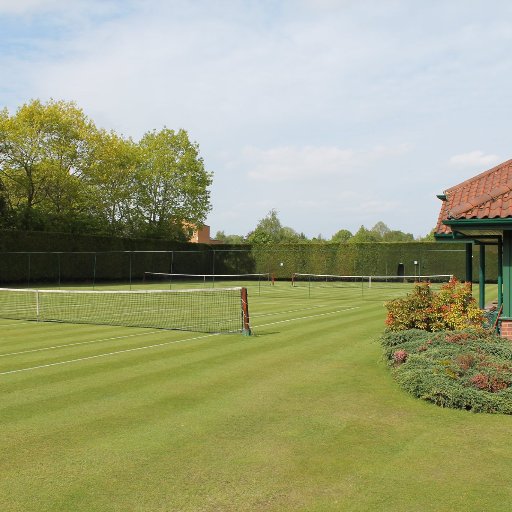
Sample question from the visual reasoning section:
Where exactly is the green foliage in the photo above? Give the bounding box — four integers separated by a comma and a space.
349, 225, 381, 243
131, 128, 211, 239
369, 221, 414, 242
382, 230, 414, 242
0, 100, 212, 240
380, 329, 512, 414
330, 229, 352, 243
214, 231, 246, 244
0, 228, 498, 286
0, 99, 95, 230
385, 282, 436, 331
247, 209, 302, 244
417, 229, 436, 241
385, 278, 484, 332
370, 221, 390, 238
84, 129, 140, 236
328, 222, 415, 243
249, 240, 494, 280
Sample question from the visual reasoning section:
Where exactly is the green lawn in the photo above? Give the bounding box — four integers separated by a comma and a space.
0, 282, 509, 511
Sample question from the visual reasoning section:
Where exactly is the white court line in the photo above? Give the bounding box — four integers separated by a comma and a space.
253, 307, 360, 329
251, 305, 326, 318
0, 330, 163, 358
0, 306, 360, 376
0, 321, 38, 328
0, 332, 219, 375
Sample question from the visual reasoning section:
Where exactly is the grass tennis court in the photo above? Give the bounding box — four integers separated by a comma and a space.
1, 281, 511, 511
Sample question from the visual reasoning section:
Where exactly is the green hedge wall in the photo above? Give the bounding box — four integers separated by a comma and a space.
252, 242, 497, 282
0, 230, 498, 284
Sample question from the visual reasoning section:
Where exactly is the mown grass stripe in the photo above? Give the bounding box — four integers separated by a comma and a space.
0, 330, 162, 358
0, 332, 219, 375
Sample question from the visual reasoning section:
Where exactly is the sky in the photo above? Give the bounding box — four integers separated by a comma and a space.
1, 0, 512, 239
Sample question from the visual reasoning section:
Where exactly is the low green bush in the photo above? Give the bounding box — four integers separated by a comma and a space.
381, 329, 512, 414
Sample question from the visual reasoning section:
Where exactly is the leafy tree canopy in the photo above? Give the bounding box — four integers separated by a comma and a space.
247, 209, 302, 244
331, 229, 353, 243
0, 100, 212, 240
215, 231, 246, 244
348, 225, 381, 243
371, 221, 391, 238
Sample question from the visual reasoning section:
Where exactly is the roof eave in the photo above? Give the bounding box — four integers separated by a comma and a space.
434, 232, 473, 243
443, 218, 512, 229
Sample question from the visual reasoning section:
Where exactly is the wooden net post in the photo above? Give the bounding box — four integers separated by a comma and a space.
241, 287, 251, 336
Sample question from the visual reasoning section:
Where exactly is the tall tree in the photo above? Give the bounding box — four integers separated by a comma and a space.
132, 128, 212, 239
370, 221, 390, 240
331, 229, 353, 243
84, 130, 139, 235
0, 99, 96, 230
247, 209, 301, 244
382, 230, 414, 242
349, 225, 381, 243
215, 231, 246, 244
0, 100, 213, 239
0, 177, 10, 227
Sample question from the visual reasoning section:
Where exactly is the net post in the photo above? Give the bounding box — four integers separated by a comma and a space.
92, 253, 97, 290
129, 253, 132, 290
57, 253, 61, 289
241, 287, 251, 336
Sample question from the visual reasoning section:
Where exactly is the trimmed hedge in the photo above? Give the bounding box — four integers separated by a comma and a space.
0, 230, 499, 283
250, 241, 496, 281
0, 230, 253, 283
381, 329, 512, 414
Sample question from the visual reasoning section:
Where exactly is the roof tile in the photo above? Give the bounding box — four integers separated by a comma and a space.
436, 159, 512, 235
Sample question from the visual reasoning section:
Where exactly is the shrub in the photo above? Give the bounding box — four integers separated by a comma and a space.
380, 329, 512, 414
385, 283, 435, 331
433, 279, 484, 330
385, 277, 484, 332
393, 349, 408, 365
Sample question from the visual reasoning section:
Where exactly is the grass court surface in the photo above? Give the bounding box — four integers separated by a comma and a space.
1, 281, 510, 512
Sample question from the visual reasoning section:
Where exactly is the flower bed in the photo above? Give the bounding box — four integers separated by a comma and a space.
381, 329, 512, 414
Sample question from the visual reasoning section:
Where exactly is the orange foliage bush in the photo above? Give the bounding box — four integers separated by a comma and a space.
385, 277, 484, 332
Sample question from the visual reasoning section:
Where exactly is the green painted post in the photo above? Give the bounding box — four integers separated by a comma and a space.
498, 237, 503, 309
503, 232, 512, 318
465, 244, 473, 283
479, 244, 485, 309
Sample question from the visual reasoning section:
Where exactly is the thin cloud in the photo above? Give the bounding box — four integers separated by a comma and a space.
245, 146, 355, 182
0, 0, 121, 18
448, 151, 500, 168
0, 0, 59, 14
245, 144, 410, 182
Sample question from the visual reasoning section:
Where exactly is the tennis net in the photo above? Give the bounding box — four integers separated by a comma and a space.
143, 272, 272, 289
0, 287, 251, 334
291, 273, 453, 288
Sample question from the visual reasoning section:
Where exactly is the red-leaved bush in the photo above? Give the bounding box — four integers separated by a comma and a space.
393, 349, 408, 365
469, 373, 509, 393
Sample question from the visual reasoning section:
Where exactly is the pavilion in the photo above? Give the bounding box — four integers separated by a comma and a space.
435, 158, 512, 338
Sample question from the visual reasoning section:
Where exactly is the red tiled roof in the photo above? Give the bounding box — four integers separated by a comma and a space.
436, 159, 512, 235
